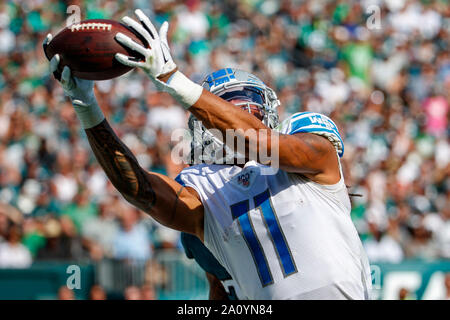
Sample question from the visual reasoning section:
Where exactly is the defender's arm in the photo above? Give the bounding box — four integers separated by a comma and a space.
205, 272, 230, 300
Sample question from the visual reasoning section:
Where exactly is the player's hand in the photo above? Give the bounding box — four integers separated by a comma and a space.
44, 34, 104, 128
114, 9, 177, 79
114, 10, 202, 110
50, 54, 96, 108
44, 33, 96, 108
43, 33, 62, 81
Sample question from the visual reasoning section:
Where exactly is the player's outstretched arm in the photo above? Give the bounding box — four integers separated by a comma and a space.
114, 11, 340, 184
44, 35, 204, 239
84, 120, 204, 238
189, 92, 341, 184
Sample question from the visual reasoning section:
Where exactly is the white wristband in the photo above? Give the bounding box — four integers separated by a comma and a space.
72, 99, 105, 129
156, 71, 203, 109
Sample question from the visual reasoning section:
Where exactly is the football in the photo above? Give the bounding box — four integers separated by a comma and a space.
44, 19, 146, 80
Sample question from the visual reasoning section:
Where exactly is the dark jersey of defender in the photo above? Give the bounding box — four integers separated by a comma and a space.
180, 232, 239, 300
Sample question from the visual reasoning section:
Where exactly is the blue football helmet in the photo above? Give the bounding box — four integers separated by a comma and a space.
188, 68, 280, 164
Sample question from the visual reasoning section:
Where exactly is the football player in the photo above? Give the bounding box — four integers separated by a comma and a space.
44, 9, 372, 299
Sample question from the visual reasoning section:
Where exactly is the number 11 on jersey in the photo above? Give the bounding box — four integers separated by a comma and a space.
230, 189, 298, 287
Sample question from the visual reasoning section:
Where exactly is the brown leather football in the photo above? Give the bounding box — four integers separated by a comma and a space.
44, 19, 146, 80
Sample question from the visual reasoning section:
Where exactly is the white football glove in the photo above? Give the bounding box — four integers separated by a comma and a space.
114, 9, 176, 79
114, 9, 203, 109
44, 34, 104, 129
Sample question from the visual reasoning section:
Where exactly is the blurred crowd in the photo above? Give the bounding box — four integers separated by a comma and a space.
0, 0, 449, 299
56, 283, 157, 300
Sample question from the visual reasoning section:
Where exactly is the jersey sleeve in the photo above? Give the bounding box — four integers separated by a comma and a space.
180, 232, 194, 259
174, 170, 203, 196
174, 173, 186, 187
276, 112, 344, 157
176, 167, 232, 281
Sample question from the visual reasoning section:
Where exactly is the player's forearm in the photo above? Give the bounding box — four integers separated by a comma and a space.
159, 71, 276, 161
191, 90, 268, 133
192, 90, 276, 161
84, 119, 156, 211
190, 92, 333, 172
84, 119, 204, 235
160, 70, 270, 137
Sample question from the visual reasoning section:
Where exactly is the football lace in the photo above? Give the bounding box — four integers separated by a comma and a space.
70, 23, 112, 32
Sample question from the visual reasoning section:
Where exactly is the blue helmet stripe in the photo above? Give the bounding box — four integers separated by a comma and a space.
206, 68, 237, 87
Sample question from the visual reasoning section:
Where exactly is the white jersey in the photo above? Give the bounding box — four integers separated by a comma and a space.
176, 114, 372, 300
